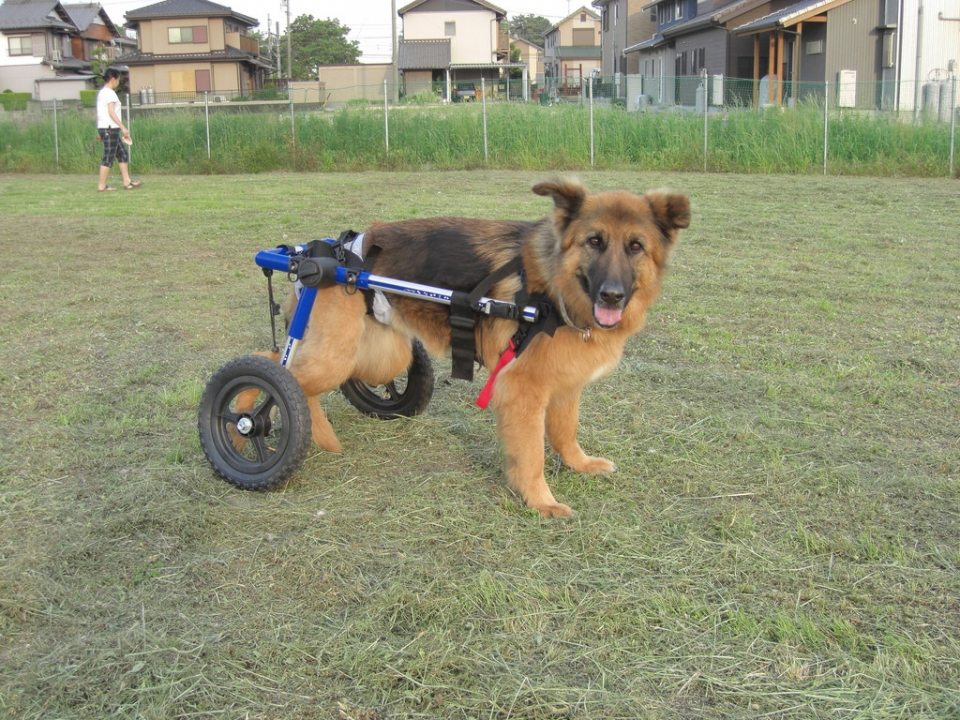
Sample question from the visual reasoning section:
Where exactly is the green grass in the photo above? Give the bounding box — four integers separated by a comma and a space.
0, 171, 959, 719
1, 102, 956, 175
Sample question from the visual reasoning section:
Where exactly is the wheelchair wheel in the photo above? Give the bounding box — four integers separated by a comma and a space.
198, 355, 312, 491
340, 340, 435, 419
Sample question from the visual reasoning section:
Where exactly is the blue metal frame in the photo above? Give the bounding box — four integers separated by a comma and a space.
254, 242, 540, 368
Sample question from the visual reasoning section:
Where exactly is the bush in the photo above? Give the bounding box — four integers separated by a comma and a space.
80, 90, 97, 108
0, 91, 31, 111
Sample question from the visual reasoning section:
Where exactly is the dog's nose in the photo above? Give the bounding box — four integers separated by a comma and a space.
599, 284, 625, 307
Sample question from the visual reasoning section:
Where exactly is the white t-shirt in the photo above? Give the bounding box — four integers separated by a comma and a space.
97, 86, 121, 129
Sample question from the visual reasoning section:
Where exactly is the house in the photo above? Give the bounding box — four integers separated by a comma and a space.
542, 6, 602, 96
64, 2, 131, 64
735, 0, 960, 114
398, 0, 526, 102
510, 33, 543, 87
0, 0, 123, 99
119, 0, 272, 102
625, 0, 958, 114
592, 0, 657, 79
625, 0, 780, 107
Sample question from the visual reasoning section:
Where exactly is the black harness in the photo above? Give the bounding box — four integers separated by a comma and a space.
279, 230, 560, 384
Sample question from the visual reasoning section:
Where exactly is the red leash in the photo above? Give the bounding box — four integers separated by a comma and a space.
475, 340, 517, 409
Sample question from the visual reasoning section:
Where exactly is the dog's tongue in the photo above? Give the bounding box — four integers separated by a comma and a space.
594, 304, 623, 328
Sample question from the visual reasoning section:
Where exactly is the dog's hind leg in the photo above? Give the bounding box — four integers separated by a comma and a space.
546, 390, 617, 474
283, 288, 370, 453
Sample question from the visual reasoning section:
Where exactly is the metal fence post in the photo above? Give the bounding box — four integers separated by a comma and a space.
481, 77, 488, 163
822, 82, 829, 175
702, 68, 708, 172
126, 93, 132, 164
289, 91, 295, 155
384, 79, 389, 159
204, 92, 211, 159
52, 99, 60, 172
950, 74, 957, 177
589, 76, 594, 167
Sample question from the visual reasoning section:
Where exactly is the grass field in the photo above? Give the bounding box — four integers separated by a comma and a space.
0, 171, 958, 719
2, 102, 957, 176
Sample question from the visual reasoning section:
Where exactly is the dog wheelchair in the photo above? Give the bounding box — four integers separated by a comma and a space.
198, 235, 544, 492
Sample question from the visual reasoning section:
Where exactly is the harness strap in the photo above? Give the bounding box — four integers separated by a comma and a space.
449, 257, 525, 382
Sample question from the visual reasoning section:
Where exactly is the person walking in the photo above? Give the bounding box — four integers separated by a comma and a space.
96, 67, 142, 192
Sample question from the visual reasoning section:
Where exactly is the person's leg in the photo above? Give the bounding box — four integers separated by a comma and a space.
116, 140, 137, 188
98, 163, 112, 191
98, 129, 118, 191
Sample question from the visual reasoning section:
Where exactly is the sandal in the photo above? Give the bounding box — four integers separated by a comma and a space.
98, 185, 117, 192
124, 180, 143, 190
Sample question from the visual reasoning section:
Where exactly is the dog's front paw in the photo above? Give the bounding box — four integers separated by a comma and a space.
573, 455, 617, 474
533, 501, 575, 519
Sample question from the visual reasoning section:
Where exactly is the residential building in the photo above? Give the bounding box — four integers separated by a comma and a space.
626, 0, 959, 114
398, 0, 524, 102
510, 33, 544, 87
593, 0, 657, 78
119, 0, 271, 101
65, 3, 131, 64
0, 0, 123, 98
542, 6, 602, 96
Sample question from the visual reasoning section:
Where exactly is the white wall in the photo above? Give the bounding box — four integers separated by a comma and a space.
402, 10, 498, 64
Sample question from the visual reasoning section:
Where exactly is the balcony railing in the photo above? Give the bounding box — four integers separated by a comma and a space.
225, 32, 259, 55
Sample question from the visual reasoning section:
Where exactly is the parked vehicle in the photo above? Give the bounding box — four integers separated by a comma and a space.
454, 82, 479, 102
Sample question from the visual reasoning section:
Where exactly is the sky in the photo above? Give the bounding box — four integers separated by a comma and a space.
98, 0, 588, 64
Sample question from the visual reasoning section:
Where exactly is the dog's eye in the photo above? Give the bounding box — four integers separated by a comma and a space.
587, 236, 603, 248
629, 240, 646, 254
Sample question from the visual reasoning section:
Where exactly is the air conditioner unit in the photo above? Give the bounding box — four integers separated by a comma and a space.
212, 95, 228, 102
52, 50, 62, 62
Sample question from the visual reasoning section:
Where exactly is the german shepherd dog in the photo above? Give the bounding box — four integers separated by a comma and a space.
264, 180, 690, 517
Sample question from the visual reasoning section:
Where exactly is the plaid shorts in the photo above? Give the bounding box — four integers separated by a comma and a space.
98, 128, 129, 167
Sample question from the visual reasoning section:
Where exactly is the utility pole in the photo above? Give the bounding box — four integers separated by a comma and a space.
276, 21, 282, 78
282, 0, 292, 79
392, 0, 399, 100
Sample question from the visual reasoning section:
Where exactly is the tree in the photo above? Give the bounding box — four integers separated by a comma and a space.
508, 43, 522, 79
508, 14, 551, 46
283, 15, 360, 79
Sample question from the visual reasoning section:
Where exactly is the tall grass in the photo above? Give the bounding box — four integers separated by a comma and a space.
0, 101, 955, 175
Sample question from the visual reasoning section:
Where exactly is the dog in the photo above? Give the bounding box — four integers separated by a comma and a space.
262, 179, 690, 517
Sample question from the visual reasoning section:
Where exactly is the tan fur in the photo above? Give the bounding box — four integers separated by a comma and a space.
263, 180, 690, 517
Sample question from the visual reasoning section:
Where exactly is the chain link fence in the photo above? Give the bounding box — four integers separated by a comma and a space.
2, 74, 956, 176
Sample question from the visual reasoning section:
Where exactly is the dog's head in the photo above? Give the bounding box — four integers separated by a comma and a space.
532, 179, 690, 330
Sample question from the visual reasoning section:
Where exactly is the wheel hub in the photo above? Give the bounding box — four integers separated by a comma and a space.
236, 416, 255, 436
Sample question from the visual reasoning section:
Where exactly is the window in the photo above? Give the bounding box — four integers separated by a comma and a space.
572, 28, 595, 46
444, 21, 456, 37
690, 47, 705, 74
168, 25, 208, 44
8, 36, 32, 56
195, 69, 211, 93
169, 69, 195, 92
675, 0, 684, 20
580, 13, 587, 22
659, 3, 674, 25
603, 8, 609, 31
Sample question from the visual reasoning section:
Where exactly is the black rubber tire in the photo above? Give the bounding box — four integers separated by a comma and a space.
198, 355, 312, 491
340, 340, 435, 419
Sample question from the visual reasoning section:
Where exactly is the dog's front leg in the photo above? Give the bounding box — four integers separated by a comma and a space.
493, 380, 573, 519
546, 389, 617, 474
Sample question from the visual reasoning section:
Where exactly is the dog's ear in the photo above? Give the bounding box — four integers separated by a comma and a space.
532, 179, 587, 228
645, 192, 691, 242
